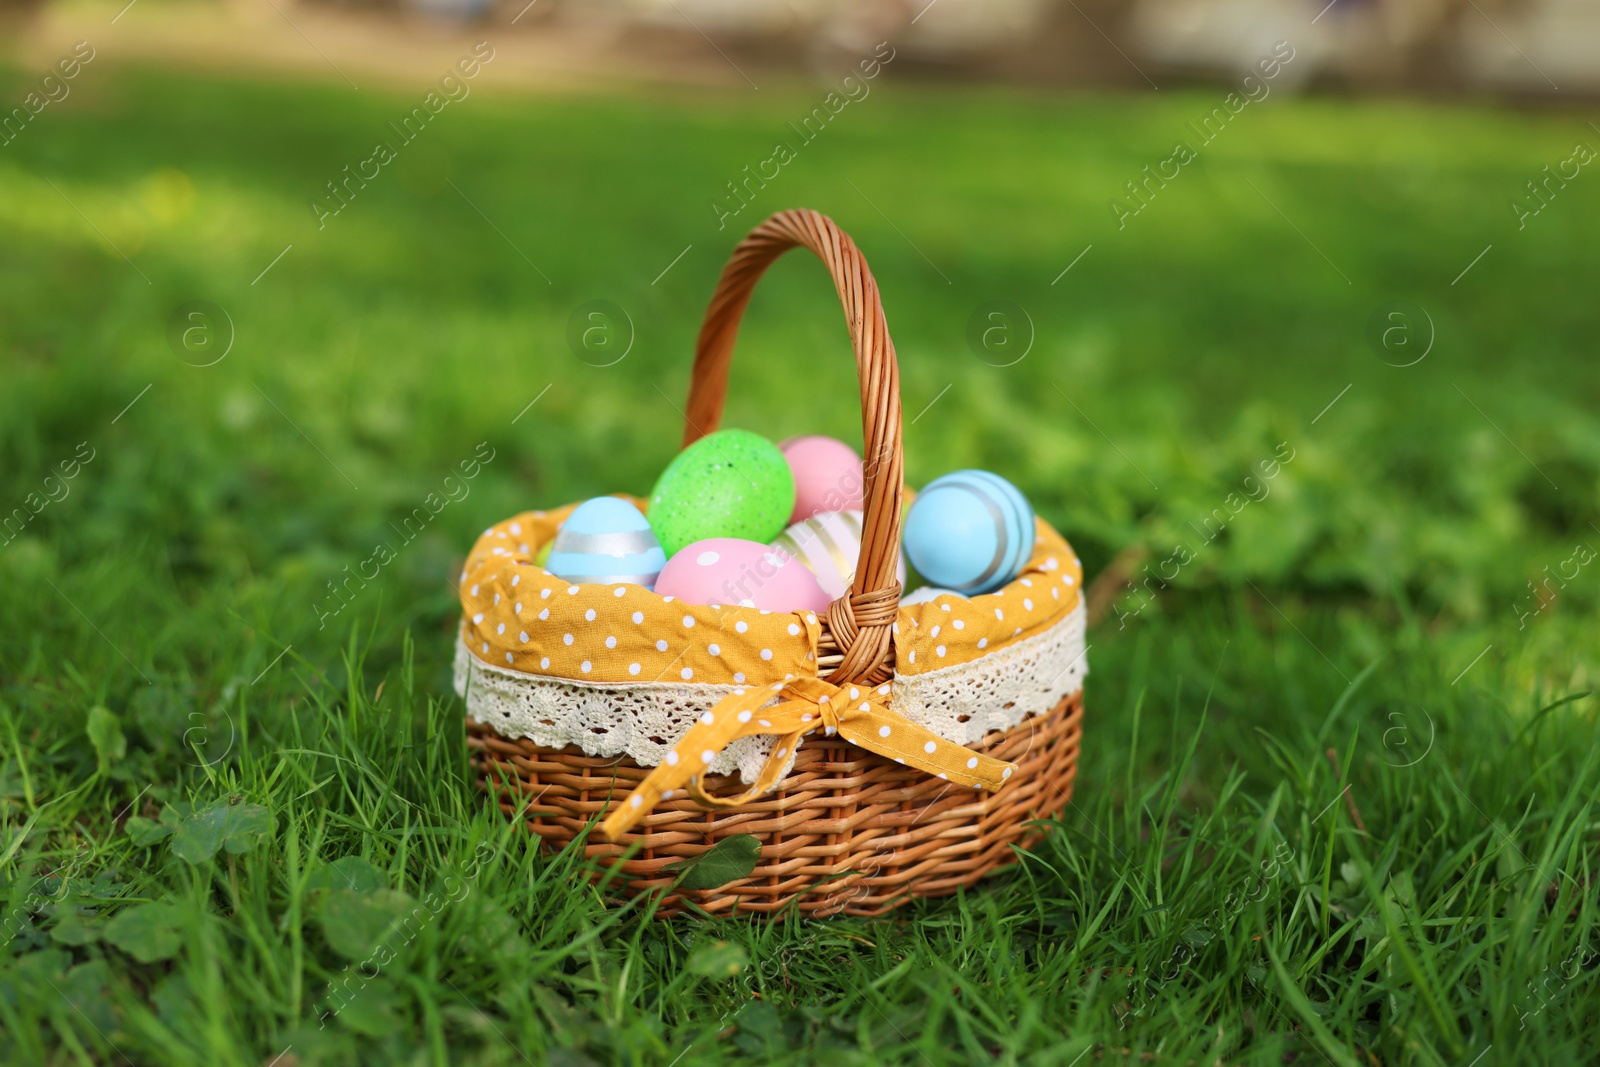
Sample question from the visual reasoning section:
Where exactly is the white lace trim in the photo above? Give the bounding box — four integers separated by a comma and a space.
457, 602, 1086, 784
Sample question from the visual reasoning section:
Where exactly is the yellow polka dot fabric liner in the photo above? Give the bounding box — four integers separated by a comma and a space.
458, 496, 1084, 689
891, 543, 1082, 676
457, 492, 1083, 835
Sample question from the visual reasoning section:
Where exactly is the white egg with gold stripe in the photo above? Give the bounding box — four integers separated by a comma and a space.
768, 509, 906, 601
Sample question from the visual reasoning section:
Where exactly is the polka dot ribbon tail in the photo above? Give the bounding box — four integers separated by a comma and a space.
599, 674, 1018, 840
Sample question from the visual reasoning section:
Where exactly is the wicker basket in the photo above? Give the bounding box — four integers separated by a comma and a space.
459, 209, 1086, 916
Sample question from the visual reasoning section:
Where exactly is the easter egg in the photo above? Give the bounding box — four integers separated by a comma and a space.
779, 435, 863, 522
769, 509, 905, 601
648, 429, 794, 557
655, 538, 831, 613
545, 497, 667, 588
534, 541, 553, 569
902, 470, 1034, 596
900, 586, 967, 607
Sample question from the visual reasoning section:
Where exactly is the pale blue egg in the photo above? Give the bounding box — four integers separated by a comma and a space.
546, 497, 667, 588
902, 471, 1034, 595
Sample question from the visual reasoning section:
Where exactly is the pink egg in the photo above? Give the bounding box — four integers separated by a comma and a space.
780, 435, 864, 523
656, 538, 832, 613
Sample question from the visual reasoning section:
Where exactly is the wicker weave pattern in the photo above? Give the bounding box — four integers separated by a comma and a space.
465, 210, 1085, 915
467, 691, 1082, 916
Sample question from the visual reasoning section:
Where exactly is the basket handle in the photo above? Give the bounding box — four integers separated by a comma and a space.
684, 209, 904, 685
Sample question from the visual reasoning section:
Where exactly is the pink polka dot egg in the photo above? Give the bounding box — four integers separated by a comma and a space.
656, 538, 831, 613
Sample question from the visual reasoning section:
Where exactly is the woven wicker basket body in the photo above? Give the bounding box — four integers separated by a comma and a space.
463, 210, 1085, 916
468, 694, 1081, 916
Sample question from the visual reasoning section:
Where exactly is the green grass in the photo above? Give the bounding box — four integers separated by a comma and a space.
2, 52, 1599, 1065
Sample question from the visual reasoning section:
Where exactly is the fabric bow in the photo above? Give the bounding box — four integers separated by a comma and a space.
600, 673, 1017, 840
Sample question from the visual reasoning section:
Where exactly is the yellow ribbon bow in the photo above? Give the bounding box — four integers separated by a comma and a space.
600, 673, 1018, 840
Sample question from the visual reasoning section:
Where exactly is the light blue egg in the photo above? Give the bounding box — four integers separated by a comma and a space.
902, 471, 1034, 595
546, 497, 667, 588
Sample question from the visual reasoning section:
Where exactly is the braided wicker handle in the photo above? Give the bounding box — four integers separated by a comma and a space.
684, 209, 904, 685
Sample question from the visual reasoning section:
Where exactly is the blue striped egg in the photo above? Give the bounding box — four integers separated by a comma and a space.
902, 471, 1034, 595
546, 497, 667, 589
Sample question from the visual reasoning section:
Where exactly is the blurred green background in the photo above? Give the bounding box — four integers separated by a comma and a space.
6, 56, 1595, 682
2, 2, 1598, 1062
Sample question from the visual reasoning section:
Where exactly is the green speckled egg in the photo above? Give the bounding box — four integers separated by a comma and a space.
648, 429, 795, 557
